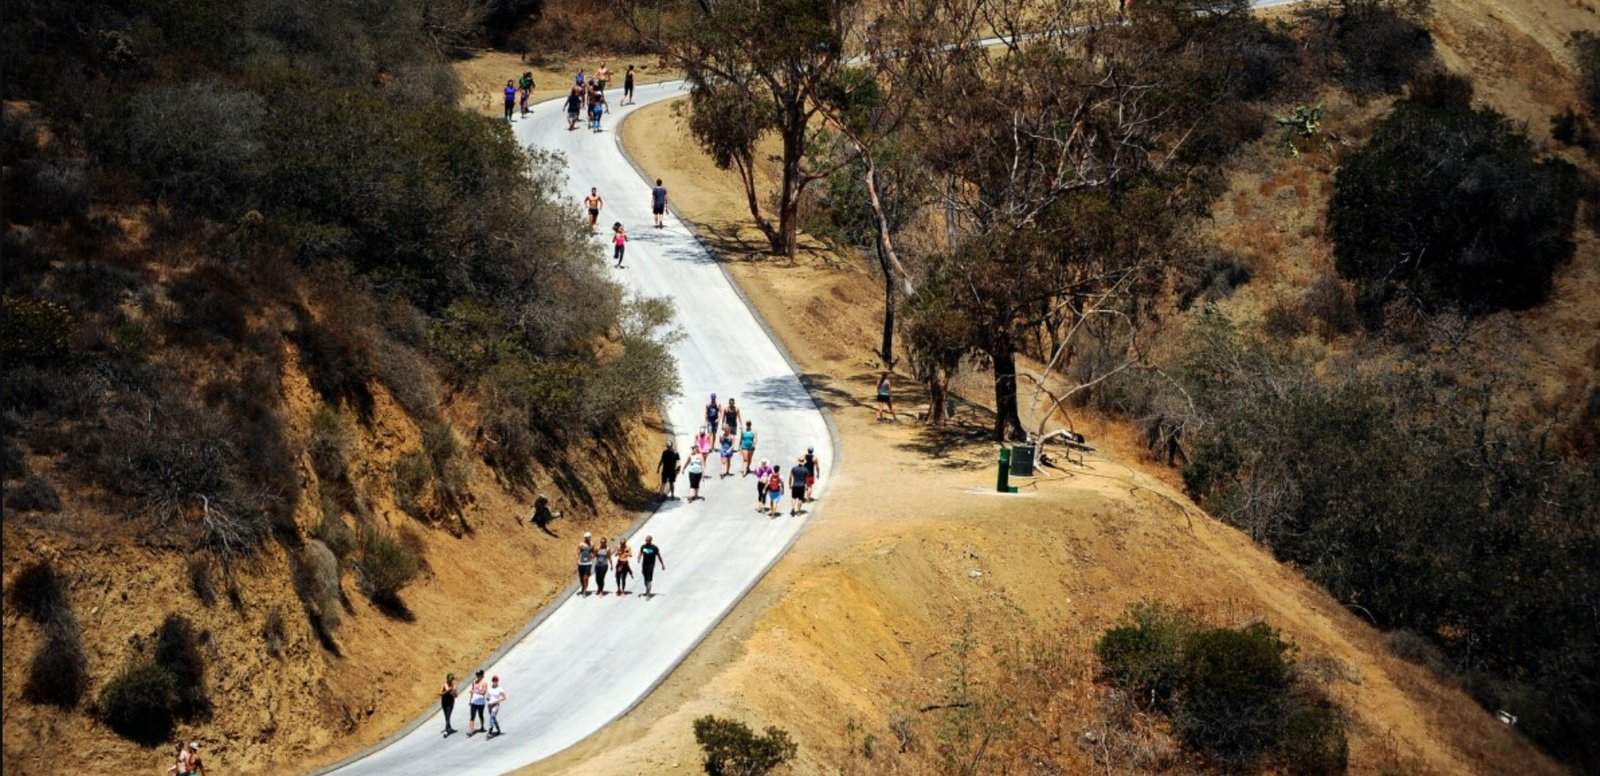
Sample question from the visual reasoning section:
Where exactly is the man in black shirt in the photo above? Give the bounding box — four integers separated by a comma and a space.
657, 440, 681, 499
639, 536, 665, 596
789, 457, 810, 516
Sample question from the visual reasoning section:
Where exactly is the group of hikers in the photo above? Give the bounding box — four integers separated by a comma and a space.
437, 669, 509, 739
164, 741, 206, 776
653, 393, 824, 518
575, 533, 665, 596
503, 60, 639, 128
582, 178, 670, 269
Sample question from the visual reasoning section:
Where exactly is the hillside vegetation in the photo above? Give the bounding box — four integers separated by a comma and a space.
3, 0, 672, 772
600, 0, 1599, 772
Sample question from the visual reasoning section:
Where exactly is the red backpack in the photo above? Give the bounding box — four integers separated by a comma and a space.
767, 471, 783, 491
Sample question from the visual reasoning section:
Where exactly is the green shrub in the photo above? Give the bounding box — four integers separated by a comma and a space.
311, 506, 355, 560
692, 715, 798, 776
1330, 99, 1581, 318
357, 526, 420, 602
394, 449, 431, 517
1174, 623, 1293, 766
154, 614, 209, 718
307, 405, 355, 483
1094, 601, 1193, 712
119, 81, 264, 215
25, 629, 89, 709
99, 659, 177, 745
1277, 699, 1349, 776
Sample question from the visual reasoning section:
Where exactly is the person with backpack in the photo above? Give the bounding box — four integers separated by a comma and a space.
766, 466, 784, 517
518, 71, 534, 116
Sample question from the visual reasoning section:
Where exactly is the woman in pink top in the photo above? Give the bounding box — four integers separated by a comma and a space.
612, 222, 627, 268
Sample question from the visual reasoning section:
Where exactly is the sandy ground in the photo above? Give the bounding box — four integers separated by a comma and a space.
514, 82, 1564, 774
452, 50, 681, 119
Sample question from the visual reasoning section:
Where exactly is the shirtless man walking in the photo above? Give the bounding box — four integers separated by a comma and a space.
584, 188, 603, 233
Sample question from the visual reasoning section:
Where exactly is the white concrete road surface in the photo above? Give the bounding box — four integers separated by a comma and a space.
317, 83, 835, 776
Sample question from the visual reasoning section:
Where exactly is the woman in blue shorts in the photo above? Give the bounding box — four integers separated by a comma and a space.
738, 421, 757, 475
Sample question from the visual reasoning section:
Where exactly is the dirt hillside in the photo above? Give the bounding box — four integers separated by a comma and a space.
518, 1, 1598, 771
4, 349, 658, 775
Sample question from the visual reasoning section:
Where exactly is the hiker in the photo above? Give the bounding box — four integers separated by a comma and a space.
467, 670, 489, 736
578, 532, 595, 594
614, 539, 633, 594
440, 672, 459, 737
739, 421, 757, 475
686, 450, 706, 502
718, 430, 735, 478
694, 428, 713, 460
166, 742, 190, 776
575, 68, 586, 87
485, 675, 507, 737
650, 178, 668, 227
639, 535, 665, 596
722, 396, 742, 437
657, 440, 681, 499
594, 537, 612, 595
754, 457, 773, 510
565, 87, 583, 130
802, 446, 821, 501
185, 743, 206, 776
876, 372, 897, 421
789, 456, 809, 516
584, 188, 603, 233
596, 62, 612, 92
503, 79, 516, 121
589, 89, 606, 131
704, 393, 720, 436
529, 494, 561, 530
623, 64, 636, 105
612, 221, 627, 268
518, 71, 534, 116
766, 465, 784, 518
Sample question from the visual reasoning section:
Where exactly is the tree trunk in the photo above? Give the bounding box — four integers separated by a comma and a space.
992, 344, 1024, 441
878, 231, 895, 368
775, 101, 806, 257
927, 369, 949, 426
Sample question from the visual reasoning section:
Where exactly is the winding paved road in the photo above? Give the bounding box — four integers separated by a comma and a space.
320, 3, 1302, 771
317, 81, 835, 776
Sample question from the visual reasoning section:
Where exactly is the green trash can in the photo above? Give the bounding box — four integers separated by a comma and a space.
1010, 444, 1035, 477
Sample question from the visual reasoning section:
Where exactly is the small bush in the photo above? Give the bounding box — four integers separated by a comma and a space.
262, 607, 287, 657
5, 474, 62, 512
187, 557, 216, 607
1278, 699, 1349, 776
120, 81, 264, 215
25, 629, 90, 709
1, 295, 74, 365
1383, 629, 1446, 672
1095, 601, 1193, 712
692, 715, 798, 776
1262, 301, 1307, 339
9, 158, 93, 223
9, 560, 68, 625
99, 658, 177, 745
394, 449, 431, 517
154, 614, 209, 718
1301, 275, 1359, 337
356, 526, 419, 602
1174, 623, 1293, 767
294, 539, 342, 632
1574, 31, 1600, 117
311, 506, 355, 560
307, 405, 355, 483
